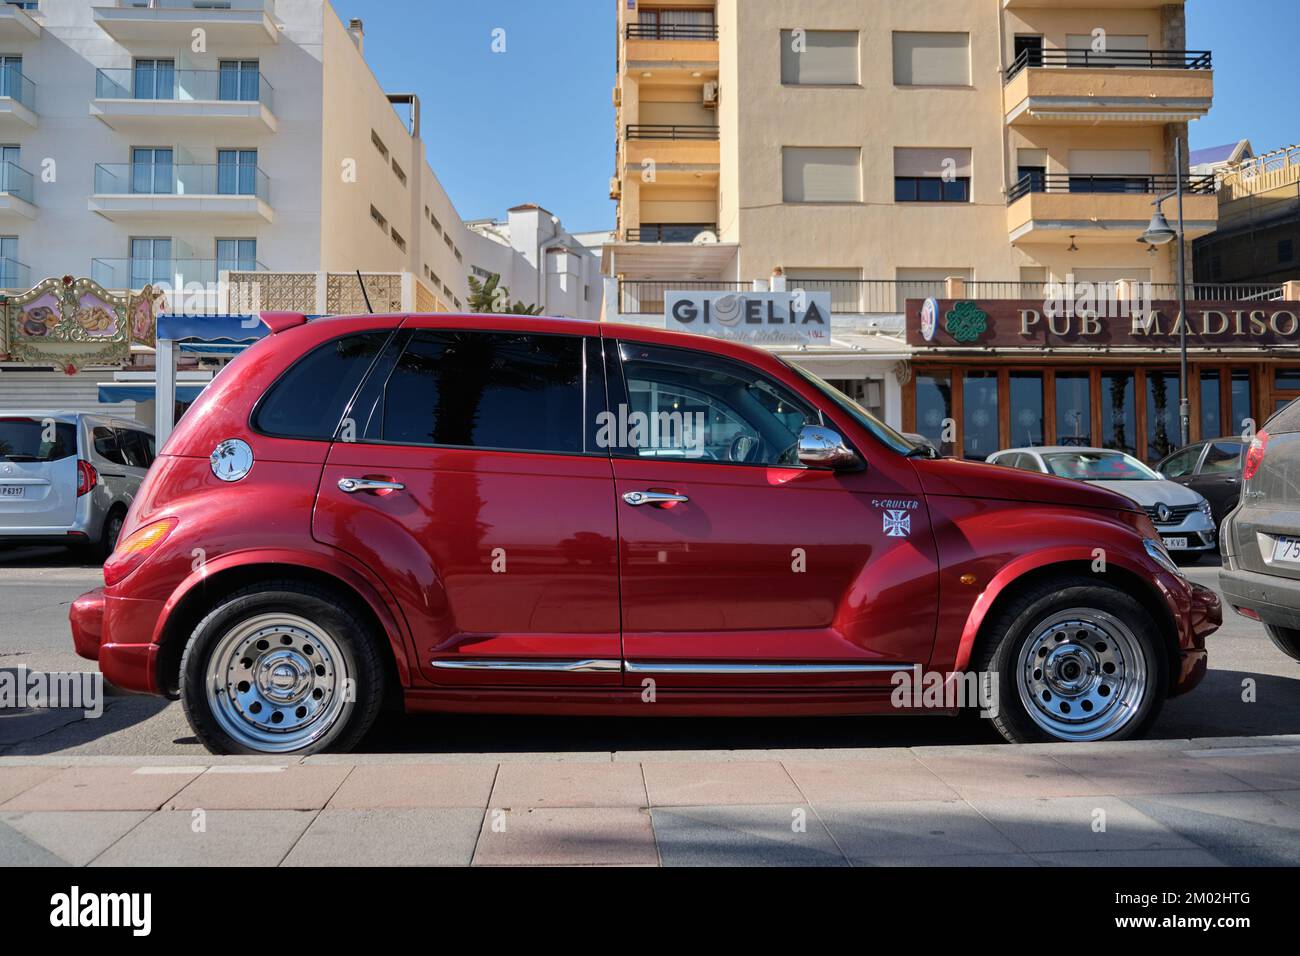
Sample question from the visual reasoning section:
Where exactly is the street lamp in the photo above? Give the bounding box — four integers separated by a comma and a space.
1138, 137, 1190, 447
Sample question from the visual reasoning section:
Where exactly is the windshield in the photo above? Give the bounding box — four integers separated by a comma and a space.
1041, 451, 1159, 481
0, 417, 77, 462
784, 363, 916, 456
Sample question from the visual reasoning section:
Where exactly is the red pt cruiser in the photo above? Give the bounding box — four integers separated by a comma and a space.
70, 313, 1220, 754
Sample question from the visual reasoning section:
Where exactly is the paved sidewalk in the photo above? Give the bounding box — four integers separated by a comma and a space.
1, 736, 1298, 866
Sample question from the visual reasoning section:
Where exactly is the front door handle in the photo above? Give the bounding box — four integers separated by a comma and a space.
338, 477, 405, 494
622, 490, 689, 507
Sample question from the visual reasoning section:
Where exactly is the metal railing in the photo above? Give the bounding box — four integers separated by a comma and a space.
95, 67, 274, 111
1007, 172, 1216, 203
94, 162, 271, 203
625, 223, 718, 243
626, 22, 718, 41
106, 0, 276, 11
1007, 47, 1212, 81
625, 124, 719, 141
91, 257, 268, 290
1148, 282, 1286, 302
0, 160, 34, 204
0, 256, 30, 291
0, 66, 35, 112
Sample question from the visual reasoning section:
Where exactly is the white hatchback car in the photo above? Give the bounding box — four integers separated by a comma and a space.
0, 412, 155, 559
988, 446, 1216, 563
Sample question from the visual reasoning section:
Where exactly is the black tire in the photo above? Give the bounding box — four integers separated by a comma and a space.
179, 581, 386, 755
100, 508, 126, 560
972, 576, 1169, 744
1264, 625, 1300, 663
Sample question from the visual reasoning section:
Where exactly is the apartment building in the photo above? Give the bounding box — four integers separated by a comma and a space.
605, 0, 1249, 455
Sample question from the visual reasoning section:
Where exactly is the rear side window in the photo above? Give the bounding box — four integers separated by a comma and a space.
1201, 441, 1243, 474
93, 426, 126, 465
253, 332, 389, 440
0, 417, 76, 462
374, 330, 584, 454
117, 429, 153, 469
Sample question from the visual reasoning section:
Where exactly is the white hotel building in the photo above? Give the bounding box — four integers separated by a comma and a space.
0, 0, 602, 415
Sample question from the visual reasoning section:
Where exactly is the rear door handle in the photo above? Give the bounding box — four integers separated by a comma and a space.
622, 490, 689, 507
338, 477, 405, 494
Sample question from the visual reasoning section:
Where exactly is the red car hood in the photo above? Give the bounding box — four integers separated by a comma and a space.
912, 456, 1140, 513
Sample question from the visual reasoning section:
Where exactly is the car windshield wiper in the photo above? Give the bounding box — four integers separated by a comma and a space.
903, 445, 937, 459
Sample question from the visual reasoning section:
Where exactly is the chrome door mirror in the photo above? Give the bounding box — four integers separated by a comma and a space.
797, 425, 856, 468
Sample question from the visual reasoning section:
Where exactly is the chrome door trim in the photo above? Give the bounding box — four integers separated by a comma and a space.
431, 658, 623, 673
622, 661, 911, 675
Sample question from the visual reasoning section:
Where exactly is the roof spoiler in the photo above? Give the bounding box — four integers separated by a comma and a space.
260, 312, 310, 334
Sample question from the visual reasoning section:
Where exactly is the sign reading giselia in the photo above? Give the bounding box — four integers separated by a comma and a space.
665, 290, 832, 345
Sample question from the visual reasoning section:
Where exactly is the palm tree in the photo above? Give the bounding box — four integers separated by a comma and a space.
467, 273, 543, 316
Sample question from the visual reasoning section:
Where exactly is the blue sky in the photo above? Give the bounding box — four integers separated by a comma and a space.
334, 0, 1295, 231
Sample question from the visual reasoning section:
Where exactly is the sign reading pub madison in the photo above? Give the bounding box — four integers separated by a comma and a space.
666, 290, 833, 345
907, 298, 1300, 349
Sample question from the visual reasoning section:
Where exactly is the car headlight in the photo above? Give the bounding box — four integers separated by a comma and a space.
1197, 499, 1213, 518
1144, 537, 1185, 578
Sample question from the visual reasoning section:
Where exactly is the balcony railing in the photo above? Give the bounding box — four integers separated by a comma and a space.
625, 223, 718, 243
0, 159, 33, 203
626, 22, 718, 41
95, 67, 275, 111
1007, 172, 1216, 203
0, 255, 30, 290
0, 66, 34, 112
91, 257, 268, 290
626, 124, 719, 141
94, 162, 271, 203
1007, 47, 1212, 81
104, 0, 275, 11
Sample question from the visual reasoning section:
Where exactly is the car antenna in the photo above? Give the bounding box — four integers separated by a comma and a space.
356, 269, 374, 314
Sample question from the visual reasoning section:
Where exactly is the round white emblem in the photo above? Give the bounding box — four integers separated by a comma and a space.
920, 298, 939, 342
712, 294, 744, 327
211, 439, 254, 483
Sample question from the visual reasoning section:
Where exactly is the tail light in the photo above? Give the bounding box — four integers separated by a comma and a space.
76, 460, 98, 497
103, 517, 177, 588
1243, 430, 1270, 481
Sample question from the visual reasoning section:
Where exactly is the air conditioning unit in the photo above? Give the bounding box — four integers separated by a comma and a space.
702, 81, 719, 108
612, 86, 622, 108
609, 177, 621, 199
692, 230, 719, 245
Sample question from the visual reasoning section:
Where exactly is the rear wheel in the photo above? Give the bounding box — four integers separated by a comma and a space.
1264, 625, 1300, 663
180, 582, 385, 755
974, 577, 1168, 743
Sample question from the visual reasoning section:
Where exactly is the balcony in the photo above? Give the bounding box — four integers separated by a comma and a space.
1006, 173, 1218, 244
0, 67, 35, 128
626, 223, 719, 243
623, 124, 719, 171
91, 257, 268, 291
0, 255, 30, 292
91, 68, 277, 132
0, 160, 35, 218
624, 21, 719, 73
93, 0, 279, 47
1004, 48, 1213, 126
89, 163, 273, 222
0, 2, 40, 40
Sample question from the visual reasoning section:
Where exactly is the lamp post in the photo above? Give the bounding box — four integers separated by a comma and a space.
1138, 136, 1190, 447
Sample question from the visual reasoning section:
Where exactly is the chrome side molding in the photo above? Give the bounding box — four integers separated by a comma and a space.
430, 658, 622, 673
623, 661, 910, 675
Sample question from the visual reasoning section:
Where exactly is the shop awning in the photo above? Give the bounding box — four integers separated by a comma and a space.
98, 383, 208, 404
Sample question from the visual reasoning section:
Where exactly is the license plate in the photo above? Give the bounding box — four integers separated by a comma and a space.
1162, 536, 1189, 550
0, 485, 23, 498
1272, 535, 1300, 564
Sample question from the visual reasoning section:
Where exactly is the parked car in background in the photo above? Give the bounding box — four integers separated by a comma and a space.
1158, 438, 1245, 529
1220, 400, 1300, 662
69, 312, 1220, 755
0, 412, 155, 559
988, 446, 1216, 563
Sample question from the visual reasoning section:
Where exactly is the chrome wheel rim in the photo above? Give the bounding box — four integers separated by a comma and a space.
1015, 607, 1148, 742
205, 613, 349, 753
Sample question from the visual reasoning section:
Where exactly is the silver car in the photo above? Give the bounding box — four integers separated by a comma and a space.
0, 412, 155, 559
987, 446, 1216, 563
1219, 400, 1300, 662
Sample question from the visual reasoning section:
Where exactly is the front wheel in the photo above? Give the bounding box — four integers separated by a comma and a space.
974, 578, 1168, 743
180, 582, 385, 755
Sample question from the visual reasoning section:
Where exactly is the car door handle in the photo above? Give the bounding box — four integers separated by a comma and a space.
338, 477, 405, 494
622, 490, 689, 507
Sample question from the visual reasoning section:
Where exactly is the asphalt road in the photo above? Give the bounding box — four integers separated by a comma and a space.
1, 544, 1297, 757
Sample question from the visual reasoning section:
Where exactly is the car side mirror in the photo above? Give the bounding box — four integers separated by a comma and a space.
798, 425, 857, 469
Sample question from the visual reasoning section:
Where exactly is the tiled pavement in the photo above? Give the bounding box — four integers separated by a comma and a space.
1, 736, 1298, 866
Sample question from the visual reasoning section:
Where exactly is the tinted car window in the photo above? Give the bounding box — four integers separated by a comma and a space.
92, 426, 128, 465
1201, 441, 1243, 474
0, 418, 76, 462
1159, 446, 1201, 478
117, 429, 153, 469
616, 342, 816, 466
378, 330, 584, 454
254, 332, 389, 440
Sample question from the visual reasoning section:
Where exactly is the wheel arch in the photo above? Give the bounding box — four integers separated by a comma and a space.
956, 558, 1180, 685
152, 552, 411, 700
